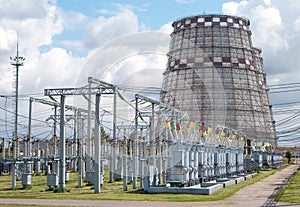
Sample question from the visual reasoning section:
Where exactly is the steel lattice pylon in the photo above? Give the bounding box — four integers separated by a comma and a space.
161, 14, 276, 146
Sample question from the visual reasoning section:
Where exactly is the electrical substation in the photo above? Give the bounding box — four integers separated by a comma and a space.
0, 14, 283, 195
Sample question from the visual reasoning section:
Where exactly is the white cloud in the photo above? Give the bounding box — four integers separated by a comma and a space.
21, 47, 83, 92
97, 9, 112, 15
84, 5, 139, 49
0, 1, 74, 139
222, 0, 299, 78
176, 0, 196, 3
222, 1, 243, 14
158, 22, 173, 34
77, 31, 170, 86
0, 0, 47, 19
294, 16, 300, 32
62, 10, 87, 30
0, 0, 69, 95
0, 27, 16, 51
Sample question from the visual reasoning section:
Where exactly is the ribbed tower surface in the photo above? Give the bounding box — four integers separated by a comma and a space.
160, 14, 276, 145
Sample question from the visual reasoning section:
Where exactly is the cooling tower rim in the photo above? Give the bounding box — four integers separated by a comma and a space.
172, 14, 250, 27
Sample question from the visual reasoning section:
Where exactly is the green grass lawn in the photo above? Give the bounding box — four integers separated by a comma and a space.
277, 165, 300, 204
0, 167, 286, 203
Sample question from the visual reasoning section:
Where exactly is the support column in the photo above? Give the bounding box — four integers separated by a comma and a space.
59, 95, 66, 191
8, 141, 11, 158
53, 106, 57, 157
27, 98, 32, 158
12, 138, 17, 189
94, 94, 101, 193
123, 155, 127, 191
87, 77, 92, 172
1, 138, 5, 160
133, 95, 138, 189
35, 140, 40, 175
110, 89, 117, 182
77, 117, 84, 189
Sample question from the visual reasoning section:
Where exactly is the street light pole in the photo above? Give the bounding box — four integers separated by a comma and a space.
10, 42, 25, 189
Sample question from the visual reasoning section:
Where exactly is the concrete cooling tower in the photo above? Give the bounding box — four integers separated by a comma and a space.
160, 14, 276, 145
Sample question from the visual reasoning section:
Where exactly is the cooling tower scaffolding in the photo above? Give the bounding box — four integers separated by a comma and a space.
161, 14, 276, 146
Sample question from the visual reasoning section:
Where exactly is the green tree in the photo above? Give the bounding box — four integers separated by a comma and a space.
100, 126, 110, 141
286, 150, 292, 164
91, 127, 110, 142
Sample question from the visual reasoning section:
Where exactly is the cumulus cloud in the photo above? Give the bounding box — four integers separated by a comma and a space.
0, 2, 64, 53
222, 0, 300, 82
22, 48, 83, 91
0, 0, 85, 138
77, 31, 170, 88
0, 0, 47, 19
62, 10, 87, 31
158, 22, 173, 34
0, 0, 84, 97
84, 5, 139, 49
0, 1, 55, 94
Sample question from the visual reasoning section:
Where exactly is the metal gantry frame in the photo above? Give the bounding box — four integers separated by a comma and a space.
88, 77, 118, 183
44, 85, 115, 193
132, 94, 187, 189
27, 97, 93, 157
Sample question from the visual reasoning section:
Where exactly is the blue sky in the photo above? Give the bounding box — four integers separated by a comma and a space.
57, 0, 232, 28
0, 0, 300, 147
53, 0, 240, 56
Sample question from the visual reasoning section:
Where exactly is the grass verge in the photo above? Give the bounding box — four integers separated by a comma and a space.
277, 165, 300, 204
0, 167, 284, 202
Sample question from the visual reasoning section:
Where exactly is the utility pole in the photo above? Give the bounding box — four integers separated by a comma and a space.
10, 42, 25, 189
